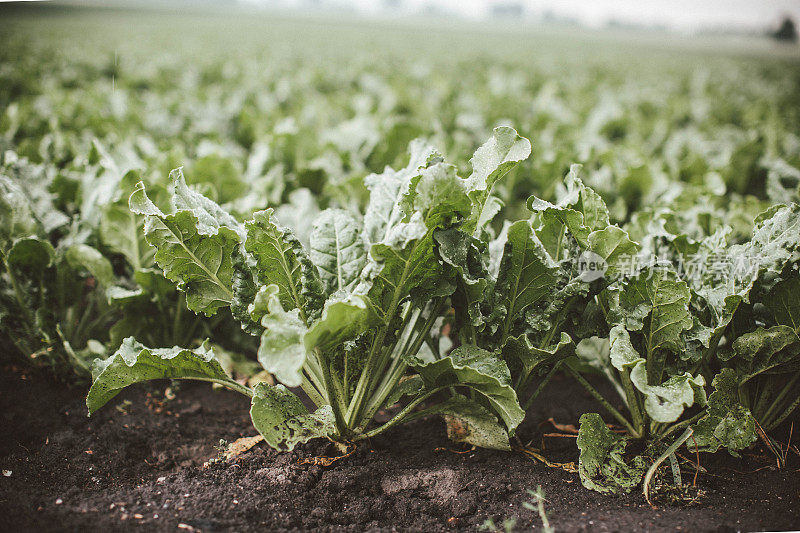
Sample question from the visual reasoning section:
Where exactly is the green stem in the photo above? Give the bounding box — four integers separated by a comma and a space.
361, 298, 445, 426
72, 296, 96, 346
668, 452, 682, 487
4, 258, 35, 327
356, 386, 445, 440
172, 292, 185, 346
620, 368, 644, 436
189, 377, 253, 398
643, 427, 694, 505
316, 348, 348, 437
652, 411, 705, 445
522, 361, 562, 410
703, 327, 726, 363
760, 373, 800, 428
300, 371, 327, 407
764, 393, 800, 432
345, 298, 413, 427
753, 379, 775, 420
565, 365, 639, 438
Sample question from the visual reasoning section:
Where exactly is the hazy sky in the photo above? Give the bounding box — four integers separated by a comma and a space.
330, 0, 800, 31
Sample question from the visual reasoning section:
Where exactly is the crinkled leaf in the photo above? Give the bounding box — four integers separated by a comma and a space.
429, 394, 513, 451
362, 139, 440, 246
309, 209, 366, 295
577, 413, 646, 494
608, 270, 693, 356
244, 209, 324, 321
256, 285, 308, 388
464, 127, 531, 234
250, 383, 336, 451
609, 326, 706, 423
169, 168, 244, 237
230, 250, 262, 335
401, 162, 471, 229
503, 331, 574, 377
692, 369, 757, 454
434, 228, 488, 327
492, 219, 558, 338
130, 181, 238, 316
409, 344, 524, 432
0, 176, 39, 250
732, 326, 800, 381
87, 338, 234, 414
362, 230, 443, 322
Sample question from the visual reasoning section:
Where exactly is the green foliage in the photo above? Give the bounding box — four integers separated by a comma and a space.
3, 9, 800, 497
85, 130, 531, 448
577, 413, 646, 494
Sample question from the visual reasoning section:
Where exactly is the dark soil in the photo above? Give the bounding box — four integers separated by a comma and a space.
1, 366, 798, 532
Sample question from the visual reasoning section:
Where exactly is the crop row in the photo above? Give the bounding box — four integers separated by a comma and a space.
2, 21, 799, 496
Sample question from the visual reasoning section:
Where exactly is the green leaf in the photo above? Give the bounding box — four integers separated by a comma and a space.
466, 127, 531, 195
527, 165, 603, 251
309, 209, 366, 295
746, 203, 800, 281
130, 181, 239, 316
401, 162, 471, 229
230, 250, 262, 335
362, 139, 440, 247
767, 277, 800, 332
692, 369, 757, 454
492, 220, 558, 338
6, 237, 55, 272
577, 413, 646, 494
65, 244, 115, 287
250, 383, 336, 451
362, 230, 443, 321
527, 165, 638, 272
169, 168, 244, 237
304, 295, 375, 354
585, 226, 639, 279
409, 344, 524, 433
87, 337, 237, 414
244, 209, 324, 321
257, 285, 308, 388
0, 176, 39, 251
100, 170, 153, 270
101, 201, 152, 270
607, 270, 693, 354
731, 325, 800, 381
433, 228, 488, 327
429, 394, 513, 451
503, 332, 574, 378
609, 326, 706, 423
464, 127, 531, 234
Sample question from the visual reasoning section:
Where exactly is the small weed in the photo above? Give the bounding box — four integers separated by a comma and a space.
481, 485, 554, 533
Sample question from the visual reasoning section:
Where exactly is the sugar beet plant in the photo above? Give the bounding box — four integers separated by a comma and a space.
439, 158, 800, 493
83, 128, 800, 489
86, 128, 532, 450
571, 202, 800, 493
439, 164, 639, 417
0, 146, 248, 378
